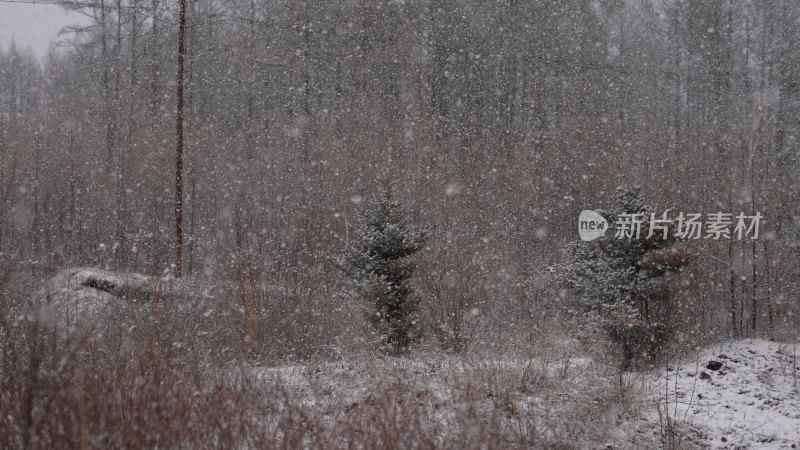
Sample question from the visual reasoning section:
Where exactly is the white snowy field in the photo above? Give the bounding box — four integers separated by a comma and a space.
241, 339, 799, 448
646, 339, 800, 449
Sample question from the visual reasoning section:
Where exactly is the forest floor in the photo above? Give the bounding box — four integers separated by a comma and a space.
644, 339, 800, 449
25, 268, 800, 448
243, 339, 799, 448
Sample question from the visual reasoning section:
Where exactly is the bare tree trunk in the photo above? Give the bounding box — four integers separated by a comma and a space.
728, 169, 737, 337
750, 139, 758, 332
149, 0, 160, 118
113, 0, 124, 266
130, 0, 140, 92
0, 122, 4, 253
100, 0, 114, 165
31, 136, 42, 276
174, 0, 187, 278
764, 241, 774, 339
301, 8, 311, 160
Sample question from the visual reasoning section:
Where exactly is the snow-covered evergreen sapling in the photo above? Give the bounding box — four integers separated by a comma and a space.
335, 178, 428, 353
550, 186, 691, 368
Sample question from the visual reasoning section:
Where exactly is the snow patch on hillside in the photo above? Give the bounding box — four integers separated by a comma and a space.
648, 339, 799, 449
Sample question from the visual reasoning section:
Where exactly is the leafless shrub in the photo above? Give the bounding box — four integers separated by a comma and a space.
419, 238, 488, 355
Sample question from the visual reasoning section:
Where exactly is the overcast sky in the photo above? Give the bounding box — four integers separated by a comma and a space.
0, 3, 91, 61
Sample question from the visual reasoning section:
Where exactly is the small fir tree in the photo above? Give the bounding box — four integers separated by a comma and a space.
336, 178, 427, 353
550, 186, 691, 368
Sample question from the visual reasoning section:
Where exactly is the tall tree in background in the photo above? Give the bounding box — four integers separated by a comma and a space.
0, 0, 798, 340
174, 0, 187, 277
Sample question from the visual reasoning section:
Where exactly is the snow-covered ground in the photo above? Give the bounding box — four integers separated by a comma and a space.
243, 352, 647, 447
242, 339, 800, 448
33, 267, 236, 339
646, 339, 800, 449
25, 269, 800, 447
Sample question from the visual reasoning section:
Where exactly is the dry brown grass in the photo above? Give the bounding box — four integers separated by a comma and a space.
0, 258, 658, 449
